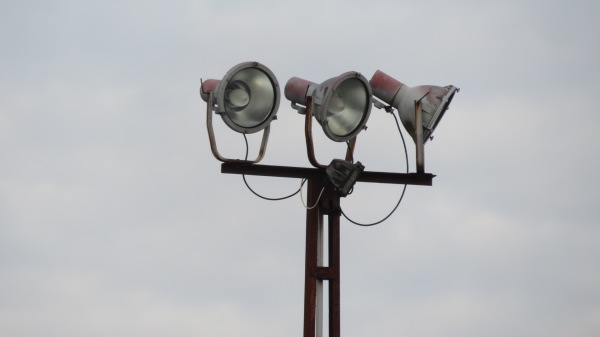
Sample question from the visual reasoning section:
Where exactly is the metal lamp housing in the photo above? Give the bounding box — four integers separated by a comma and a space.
313, 72, 372, 142
285, 72, 373, 142
370, 70, 458, 143
203, 62, 280, 134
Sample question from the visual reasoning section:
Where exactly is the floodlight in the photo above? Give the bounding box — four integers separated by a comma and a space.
370, 70, 458, 144
200, 61, 280, 163
201, 62, 280, 134
285, 72, 372, 142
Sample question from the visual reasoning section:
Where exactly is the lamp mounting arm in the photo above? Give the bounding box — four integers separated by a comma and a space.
414, 98, 425, 173
205, 91, 271, 164
291, 102, 307, 115
304, 96, 357, 169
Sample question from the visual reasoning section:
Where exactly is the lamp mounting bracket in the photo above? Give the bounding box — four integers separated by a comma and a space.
304, 96, 356, 169
205, 91, 270, 164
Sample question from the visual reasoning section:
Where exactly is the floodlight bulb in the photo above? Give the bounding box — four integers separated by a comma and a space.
327, 91, 346, 115
225, 82, 251, 110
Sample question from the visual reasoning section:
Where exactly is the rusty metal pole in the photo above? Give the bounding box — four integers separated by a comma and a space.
303, 179, 341, 337
327, 191, 341, 337
304, 178, 320, 337
220, 162, 434, 337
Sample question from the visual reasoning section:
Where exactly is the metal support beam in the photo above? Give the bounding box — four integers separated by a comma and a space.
304, 179, 321, 337
304, 179, 341, 337
415, 99, 425, 174
221, 163, 435, 186
218, 162, 435, 337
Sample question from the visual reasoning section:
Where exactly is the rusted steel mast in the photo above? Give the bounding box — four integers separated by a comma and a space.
222, 163, 432, 337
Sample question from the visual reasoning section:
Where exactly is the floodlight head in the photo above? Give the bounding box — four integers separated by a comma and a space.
200, 62, 280, 134
285, 72, 372, 142
370, 70, 458, 143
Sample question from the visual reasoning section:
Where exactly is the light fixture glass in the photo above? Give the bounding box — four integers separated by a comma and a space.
201, 62, 280, 134
285, 72, 372, 142
324, 77, 369, 138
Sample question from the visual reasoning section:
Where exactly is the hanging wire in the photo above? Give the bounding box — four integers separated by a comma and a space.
241, 133, 305, 201
341, 108, 409, 227
300, 184, 326, 210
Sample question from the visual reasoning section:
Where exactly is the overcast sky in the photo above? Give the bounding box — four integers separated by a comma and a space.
1, 1, 599, 336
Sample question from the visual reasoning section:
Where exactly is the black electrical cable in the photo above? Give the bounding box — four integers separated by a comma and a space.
241, 133, 305, 201
341, 109, 409, 227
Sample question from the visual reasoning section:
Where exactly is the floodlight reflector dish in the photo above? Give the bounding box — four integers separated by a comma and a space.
284, 71, 372, 142
322, 76, 371, 139
370, 70, 458, 143
201, 62, 280, 134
